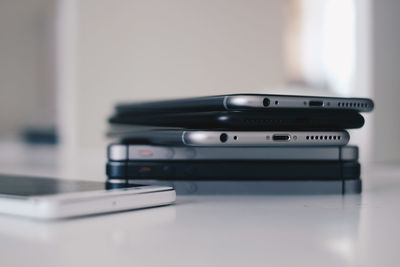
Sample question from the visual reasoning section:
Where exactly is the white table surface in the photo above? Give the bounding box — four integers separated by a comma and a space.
0, 141, 399, 267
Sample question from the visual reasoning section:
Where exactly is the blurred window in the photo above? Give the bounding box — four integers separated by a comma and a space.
286, 0, 356, 95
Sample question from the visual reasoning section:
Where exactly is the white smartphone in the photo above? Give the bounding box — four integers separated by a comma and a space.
0, 174, 176, 220
109, 129, 350, 146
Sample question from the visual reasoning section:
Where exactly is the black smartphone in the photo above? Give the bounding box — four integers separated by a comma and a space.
110, 109, 364, 130
106, 160, 360, 181
106, 179, 362, 195
115, 94, 374, 114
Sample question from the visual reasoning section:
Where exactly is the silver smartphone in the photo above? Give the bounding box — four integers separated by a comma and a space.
0, 174, 175, 220
109, 129, 350, 146
108, 144, 358, 161
116, 94, 374, 113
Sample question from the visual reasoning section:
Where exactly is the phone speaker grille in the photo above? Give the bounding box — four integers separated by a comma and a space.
305, 135, 342, 141
337, 102, 368, 108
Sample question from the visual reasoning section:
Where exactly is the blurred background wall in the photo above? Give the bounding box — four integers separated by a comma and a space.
372, 0, 400, 163
0, 0, 56, 136
0, 0, 399, 179
74, 0, 286, 151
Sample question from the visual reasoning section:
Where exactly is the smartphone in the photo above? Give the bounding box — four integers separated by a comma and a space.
108, 129, 350, 146
0, 174, 175, 219
109, 109, 365, 130
107, 179, 362, 195
106, 160, 360, 180
108, 144, 358, 161
115, 94, 374, 114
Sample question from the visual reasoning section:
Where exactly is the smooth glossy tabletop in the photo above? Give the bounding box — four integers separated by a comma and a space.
0, 141, 399, 267
0, 166, 399, 267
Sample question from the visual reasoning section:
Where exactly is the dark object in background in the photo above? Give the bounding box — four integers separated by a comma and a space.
21, 126, 58, 145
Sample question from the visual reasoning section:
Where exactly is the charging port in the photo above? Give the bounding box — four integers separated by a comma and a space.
309, 100, 323, 107
272, 134, 290, 141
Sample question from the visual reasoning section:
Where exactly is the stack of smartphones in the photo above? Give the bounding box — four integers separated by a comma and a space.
106, 94, 374, 194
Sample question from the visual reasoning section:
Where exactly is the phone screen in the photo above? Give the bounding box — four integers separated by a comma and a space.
0, 174, 136, 197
